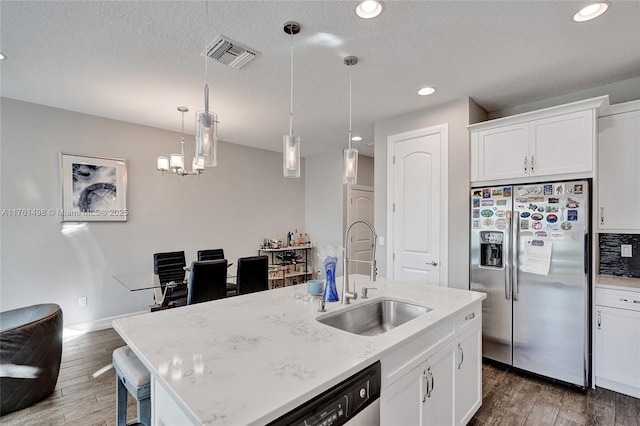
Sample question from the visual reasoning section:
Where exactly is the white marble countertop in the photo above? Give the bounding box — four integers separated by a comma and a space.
595, 274, 640, 292
112, 275, 486, 425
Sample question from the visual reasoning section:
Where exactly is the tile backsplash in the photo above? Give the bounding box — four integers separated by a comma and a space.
599, 233, 640, 278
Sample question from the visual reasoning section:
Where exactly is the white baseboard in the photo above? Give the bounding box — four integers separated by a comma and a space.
64, 310, 148, 335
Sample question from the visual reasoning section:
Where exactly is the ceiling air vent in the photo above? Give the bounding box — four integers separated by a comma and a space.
204, 35, 260, 69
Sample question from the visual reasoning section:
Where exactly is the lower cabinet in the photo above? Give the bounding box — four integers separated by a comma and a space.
380, 306, 482, 426
595, 287, 640, 398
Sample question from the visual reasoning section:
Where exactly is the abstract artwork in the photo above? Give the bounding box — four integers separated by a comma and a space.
59, 153, 128, 222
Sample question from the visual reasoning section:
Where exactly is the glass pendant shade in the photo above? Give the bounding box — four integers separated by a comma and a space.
170, 154, 184, 170
343, 148, 359, 184
192, 156, 205, 172
157, 156, 169, 171
283, 134, 301, 178
195, 111, 218, 167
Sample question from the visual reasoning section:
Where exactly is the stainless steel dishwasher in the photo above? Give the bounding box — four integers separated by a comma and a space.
268, 361, 381, 426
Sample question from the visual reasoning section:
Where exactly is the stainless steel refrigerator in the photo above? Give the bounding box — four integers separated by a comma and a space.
470, 180, 590, 387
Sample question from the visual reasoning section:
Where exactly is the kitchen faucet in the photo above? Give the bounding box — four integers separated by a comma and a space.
342, 219, 378, 304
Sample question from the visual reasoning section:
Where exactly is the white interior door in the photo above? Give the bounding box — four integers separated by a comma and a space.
389, 125, 447, 285
347, 186, 374, 275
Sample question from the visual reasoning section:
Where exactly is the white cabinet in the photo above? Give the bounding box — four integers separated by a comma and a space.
595, 287, 640, 398
469, 96, 606, 184
598, 102, 640, 231
454, 326, 482, 425
380, 304, 482, 426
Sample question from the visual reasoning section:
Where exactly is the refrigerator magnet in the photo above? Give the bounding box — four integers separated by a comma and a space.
483, 189, 491, 198
481, 199, 494, 206
481, 209, 494, 217
574, 184, 584, 194
548, 197, 559, 204
521, 211, 531, 218
566, 198, 579, 208
561, 222, 572, 230
546, 214, 558, 223
531, 213, 544, 221
495, 219, 506, 230
503, 187, 512, 197
492, 188, 503, 196
544, 184, 553, 195
473, 209, 480, 218
532, 221, 543, 230
496, 199, 507, 206
555, 184, 565, 195
567, 210, 578, 221
473, 198, 480, 207
551, 232, 565, 239
472, 220, 480, 229
520, 220, 529, 230
483, 219, 494, 227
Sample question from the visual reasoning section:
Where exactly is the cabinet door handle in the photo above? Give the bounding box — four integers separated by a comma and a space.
597, 310, 601, 329
465, 312, 475, 321
523, 156, 528, 173
422, 369, 430, 402
530, 155, 534, 173
600, 207, 605, 226
458, 343, 464, 369
430, 369, 435, 396
620, 298, 629, 302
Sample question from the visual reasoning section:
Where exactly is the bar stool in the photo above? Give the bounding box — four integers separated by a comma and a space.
112, 346, 151, 426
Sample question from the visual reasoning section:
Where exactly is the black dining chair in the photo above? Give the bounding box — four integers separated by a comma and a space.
153, 251, 188, 308
186, 260, 228, 305
197, 249, 237, 296
236, 255, 269, 295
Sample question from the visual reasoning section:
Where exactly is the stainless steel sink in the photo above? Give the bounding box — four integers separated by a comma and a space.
317, 299, 432, 336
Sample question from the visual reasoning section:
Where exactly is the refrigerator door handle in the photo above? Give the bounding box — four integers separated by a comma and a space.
513, 210, 520, 302
504, 211, 512, 300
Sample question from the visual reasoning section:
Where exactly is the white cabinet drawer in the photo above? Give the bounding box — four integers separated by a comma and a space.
596, 287, 640, 312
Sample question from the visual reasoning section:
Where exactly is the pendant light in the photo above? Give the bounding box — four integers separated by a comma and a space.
283, 21, 301, 178
195, 0, 218, 168
157, 107, 204, 176
343, 56, 358, 185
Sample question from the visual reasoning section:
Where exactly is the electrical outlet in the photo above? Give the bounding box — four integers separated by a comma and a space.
378, 236, 385, 246
78, 296, 87, 307
621, 244, 633, 258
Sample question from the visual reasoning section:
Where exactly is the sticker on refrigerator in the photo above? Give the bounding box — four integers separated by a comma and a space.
544, 184, 553, 195
481, 200, 494, 206
503, 187, 512, 197
472, 220, 480, 229
566, 198, 579, 208
535, 231, 547, 237
495, 218, 506, 230
520, 220, 529, 230
496, 199, 507, 206
529, 196, 545, 202
561, 222, 572, 230
574, 184, 584, 194
530, 186, 542, 195
473, 209, 480, 219
481, 209, 494, 217
546, 214, 558, 223
546, 206, 559, 213
547, 223, 559, 230
548, 197, 559, 204
551, 232, 564, 239
495, 210, 506, 217
483, 189, 491, 198
483, 219, 494, 227
473, 198, 480, 207
520, 211, 531, 218
531, 213, 544, 221
555, 184, 565, 195
515, 187, 529, 196
472, 190, 482, 197
567, 210, 578, 221
492, 188, 503, 197
532, 221, 543, 230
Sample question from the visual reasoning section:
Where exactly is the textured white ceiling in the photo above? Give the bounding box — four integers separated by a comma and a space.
1, 1, 639, 158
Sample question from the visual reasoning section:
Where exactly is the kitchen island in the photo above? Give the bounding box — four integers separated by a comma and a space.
112, 275, 486, 425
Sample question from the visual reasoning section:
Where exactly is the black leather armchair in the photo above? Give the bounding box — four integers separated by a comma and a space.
187, 259, 228, 305
236, 255, 269, 295
153, 251, 188, 308
0, 303, 63, 415
197, 249, 237, 296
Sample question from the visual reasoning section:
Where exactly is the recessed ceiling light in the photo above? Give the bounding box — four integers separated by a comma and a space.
573, 2, 609, 22
418, 87, 436, 96
0, 53, 6, 61
356, 0, 384, 19
352, 136, 363, 141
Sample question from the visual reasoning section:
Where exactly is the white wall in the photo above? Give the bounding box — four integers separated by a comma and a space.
373, 98, 485, 290
488, 77, 640, 119
0, 98, 305, 326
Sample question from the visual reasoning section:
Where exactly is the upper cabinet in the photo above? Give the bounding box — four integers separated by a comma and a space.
469, 96, 607, 185
598, 101, 640, 232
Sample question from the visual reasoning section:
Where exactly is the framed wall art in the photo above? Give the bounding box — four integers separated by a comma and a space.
59, 153, 128, 222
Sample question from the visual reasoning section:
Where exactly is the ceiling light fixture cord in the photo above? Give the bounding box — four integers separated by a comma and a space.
204, 0, 209, 115
348, 63, 352, 151
289, 24, 294, 136
181, 108, 186, 159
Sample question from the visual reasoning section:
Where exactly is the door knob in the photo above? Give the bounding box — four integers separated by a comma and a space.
428, 261, 438, 266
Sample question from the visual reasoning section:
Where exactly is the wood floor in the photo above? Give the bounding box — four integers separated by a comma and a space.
1, 328, 638, 425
